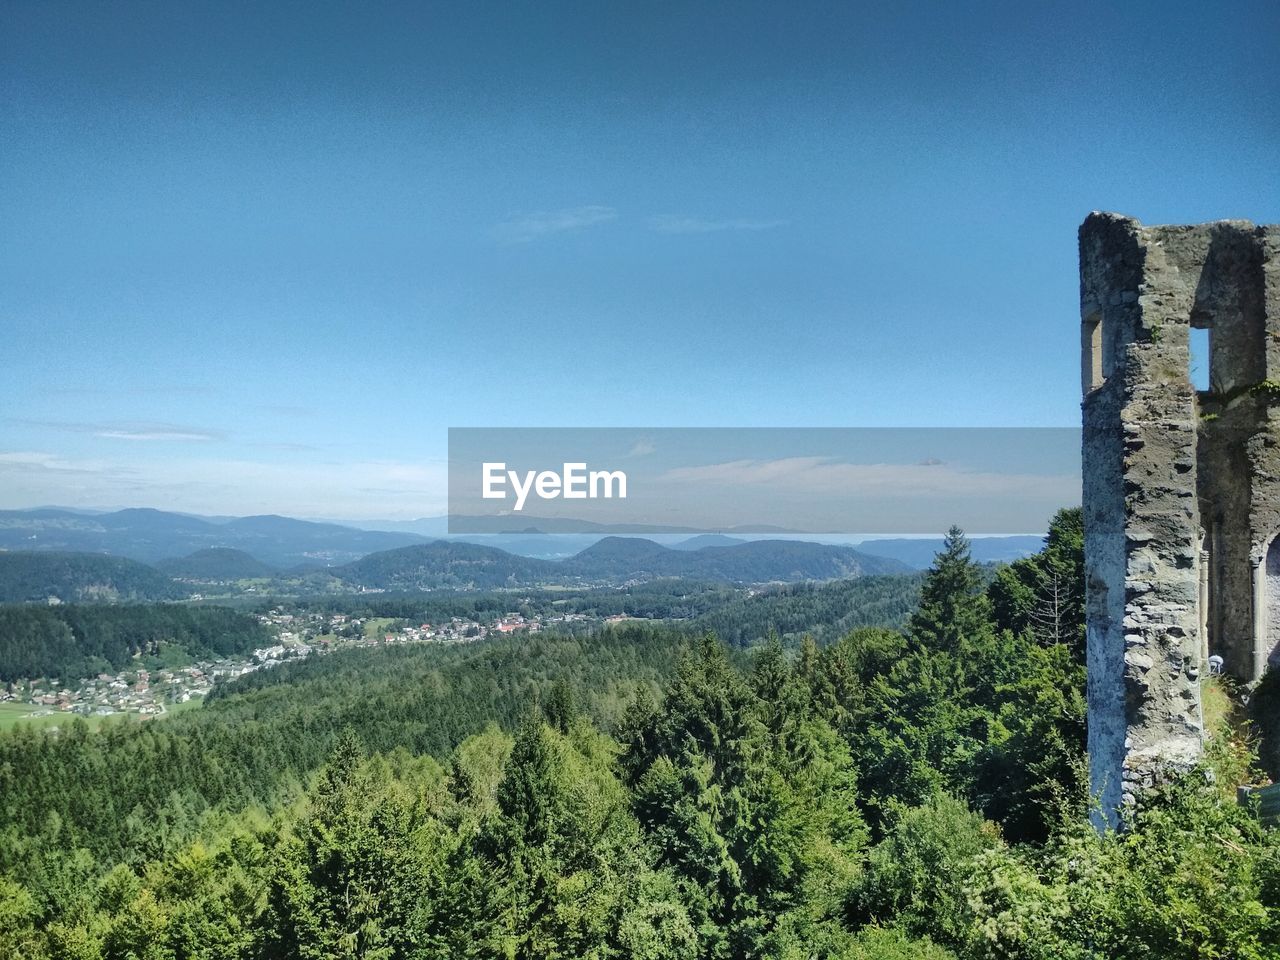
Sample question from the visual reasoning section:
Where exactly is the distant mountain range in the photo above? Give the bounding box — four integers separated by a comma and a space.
0, 507, 1046, 582
381, 515, 795, 535
564, 536, 906, 582
0, 532, 915, 601
0, 507, 429, 566
853, 536, 1045, 568
329, 536, 908, 591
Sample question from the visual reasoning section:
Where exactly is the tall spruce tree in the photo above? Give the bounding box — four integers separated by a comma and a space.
909, 525, 991, 652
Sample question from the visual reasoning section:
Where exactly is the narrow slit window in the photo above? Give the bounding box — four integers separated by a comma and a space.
1190, 327, 1211, 391
1082, 313, 1104, 393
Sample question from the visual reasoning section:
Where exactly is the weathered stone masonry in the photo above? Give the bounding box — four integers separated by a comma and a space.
1081, 212, 1280, 829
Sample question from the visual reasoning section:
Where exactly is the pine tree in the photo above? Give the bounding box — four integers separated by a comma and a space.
494, 712, 563, 852
909, 526, 991, 652
542, 679, 575, 734
265, 736, 428, 959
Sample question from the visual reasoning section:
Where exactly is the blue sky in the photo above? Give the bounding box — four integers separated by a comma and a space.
2, 0, 1277, 519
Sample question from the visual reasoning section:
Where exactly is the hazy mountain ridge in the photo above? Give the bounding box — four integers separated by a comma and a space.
332, 541, 556, 590
855, 535, 1044, 568
155, 548, 277, 581
328, 537, 909, 590
0, 535, 916, 600
561, 536, 909, 583
0, 508, 1046, 570
0, 551, 186, 603
0, 508, 1049, 598
0, 507, 430, 566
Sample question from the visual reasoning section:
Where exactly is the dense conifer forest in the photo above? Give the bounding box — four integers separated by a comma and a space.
0, 605, 271, 682
1, 509, 1277, 958
0, 551, 185, 604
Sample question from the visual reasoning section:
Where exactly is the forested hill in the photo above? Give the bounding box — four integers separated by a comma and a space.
0, 623, 692, 863
4, 509, 1275, 958
0, 537, 913, 607
0, 551, 185, 603
564, 536, 909, 581
690, 572, 926, 646
333, 536, 910, 590
0, 603, 271, 681
155, 547, 276, 580
333, 540, 556, 590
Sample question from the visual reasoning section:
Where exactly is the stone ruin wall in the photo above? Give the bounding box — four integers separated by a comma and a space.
1080, 212, 1280, 828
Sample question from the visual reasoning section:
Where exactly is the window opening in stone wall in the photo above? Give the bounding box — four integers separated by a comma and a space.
1082, 313, 1104, 393
1189, 326, 1211, 391
1265, 536, 1280, 667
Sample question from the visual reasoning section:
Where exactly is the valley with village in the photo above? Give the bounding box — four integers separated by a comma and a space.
0, 603, 605, 729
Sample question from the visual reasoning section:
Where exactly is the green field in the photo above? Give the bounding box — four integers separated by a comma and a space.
0, 695, 205, 732
163, 696, 206, 718
0, 702, 72, 731
362, 617, 402, 638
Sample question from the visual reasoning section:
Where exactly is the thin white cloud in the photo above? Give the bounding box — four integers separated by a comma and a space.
0, 450, 448, 521
647, 214, 789, 235
657, 456, 1077, 500
96, 426, 223, 442
12, 419, 225, 442
496, 205, 618, 243
628, 439, 656, 457
249, 441, 321, 453
0, 451, 118, 474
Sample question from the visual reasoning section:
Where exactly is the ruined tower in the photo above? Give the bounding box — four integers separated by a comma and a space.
1081, 213, 1280, 828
